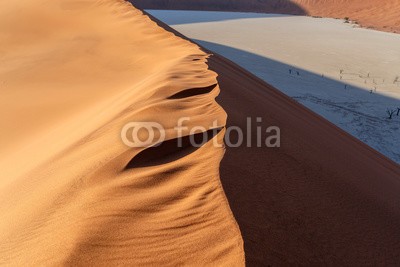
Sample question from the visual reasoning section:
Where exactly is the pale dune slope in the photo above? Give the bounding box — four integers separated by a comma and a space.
0, 0, 243, 265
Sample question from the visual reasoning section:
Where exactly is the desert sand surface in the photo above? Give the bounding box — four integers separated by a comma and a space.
147, 11, 400, 265
132, 0, 400, 33
0, 0, 244, 265
2, 0, 400, 266
149, 10, 400, 163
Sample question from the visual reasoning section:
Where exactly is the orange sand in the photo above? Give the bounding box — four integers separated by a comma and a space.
2, 0, 400, 265
294, 0, 400, 33
0, 0, 243, 265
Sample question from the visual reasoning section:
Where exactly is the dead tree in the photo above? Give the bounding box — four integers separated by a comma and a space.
387, 109, 395, 119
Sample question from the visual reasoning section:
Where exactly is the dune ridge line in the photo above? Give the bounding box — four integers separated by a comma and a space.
0, 0, 244, 265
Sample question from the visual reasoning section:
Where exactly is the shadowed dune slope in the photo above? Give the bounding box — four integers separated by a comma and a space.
144, 10, 400, 266
131, 0, 400, 33
213, 54, 400, 265
0, 0, 243, 265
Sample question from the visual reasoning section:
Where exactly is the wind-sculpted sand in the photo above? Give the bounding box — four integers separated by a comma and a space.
0, 0, 243, 265
2, 0, 400, 265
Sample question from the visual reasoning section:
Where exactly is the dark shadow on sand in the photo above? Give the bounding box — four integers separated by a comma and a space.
130, 0, 307, 18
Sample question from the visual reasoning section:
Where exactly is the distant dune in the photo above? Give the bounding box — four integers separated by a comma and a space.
294, 0, 400, 33
131, 0, 308, 14
1, 0, 400, 265
131, 0, 400, 33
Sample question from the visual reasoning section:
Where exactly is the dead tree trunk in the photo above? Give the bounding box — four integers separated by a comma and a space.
387, 109, 395, 119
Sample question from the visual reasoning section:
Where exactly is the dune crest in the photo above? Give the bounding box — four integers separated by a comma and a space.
0, 0, 243, 265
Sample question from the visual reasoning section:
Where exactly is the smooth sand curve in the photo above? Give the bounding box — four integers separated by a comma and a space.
0, 0, 243, 265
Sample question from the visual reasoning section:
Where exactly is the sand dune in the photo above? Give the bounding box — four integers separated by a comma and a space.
0, 0, 243, 265
2, 0, 400, 265
147, 11, 400, 265
131, 0, 400, 33
294, 0, 400, 33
